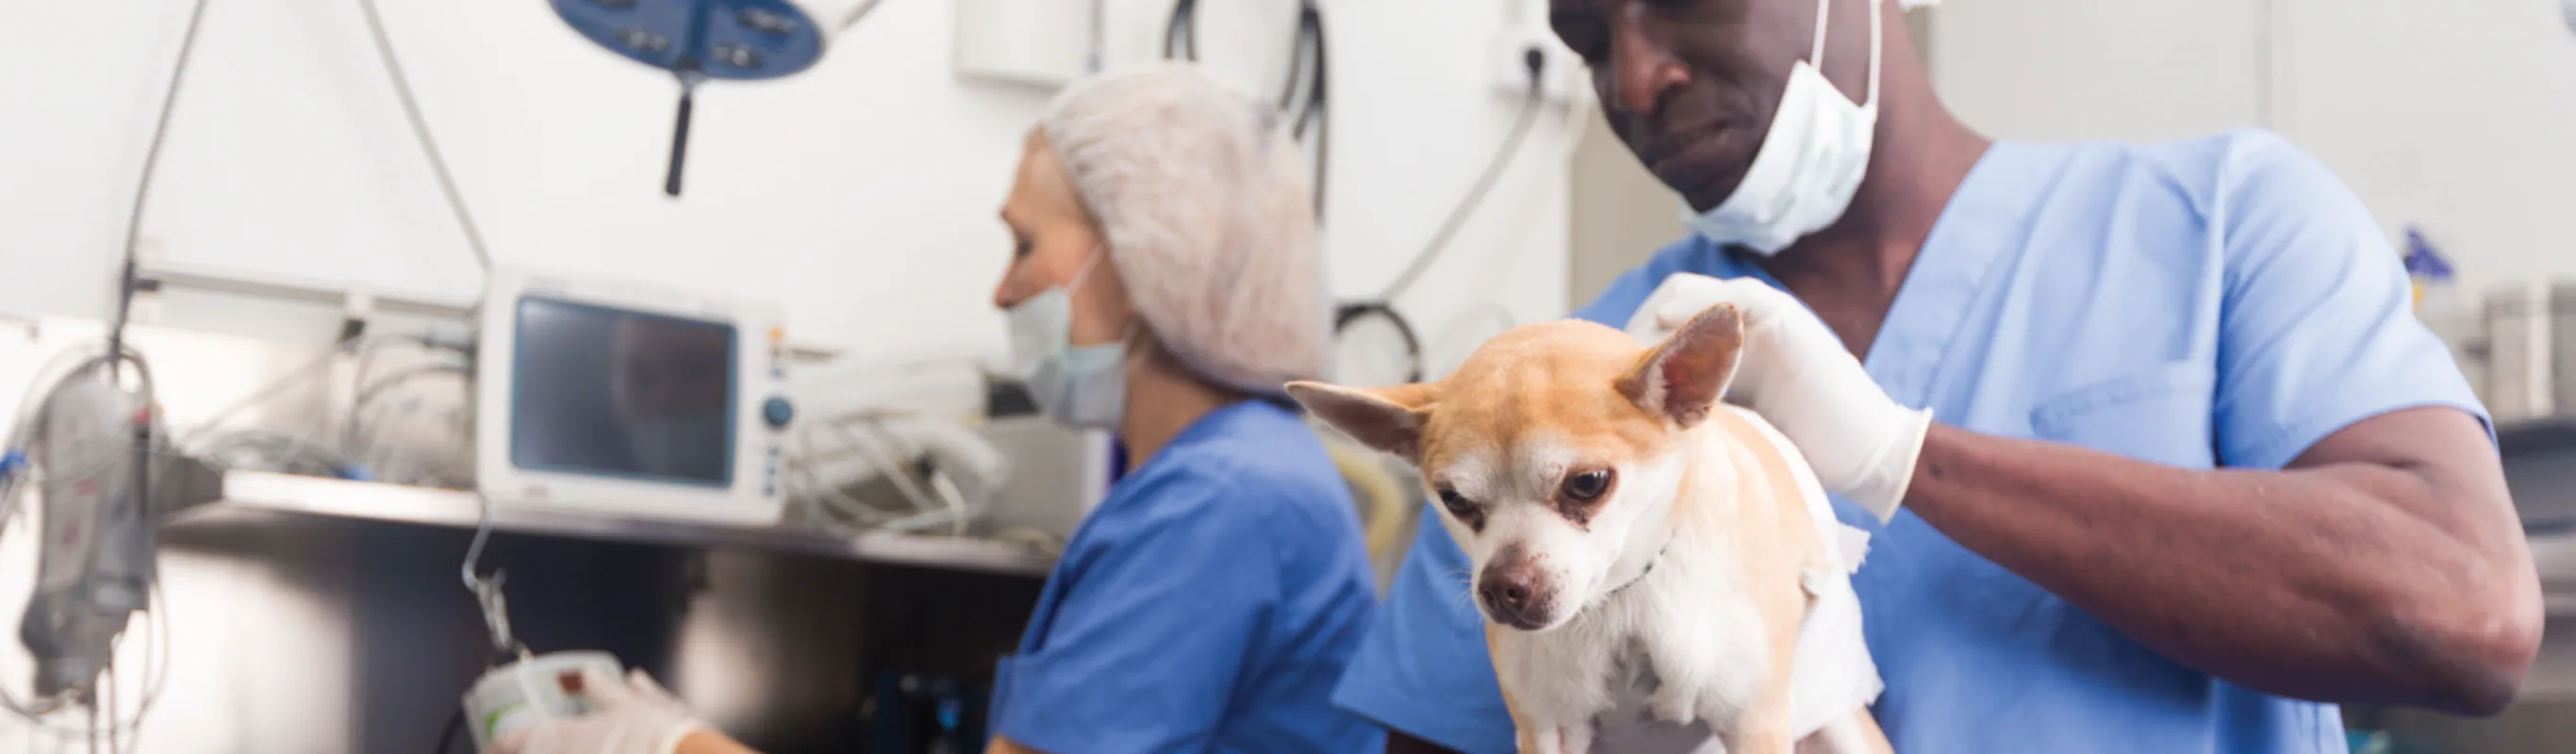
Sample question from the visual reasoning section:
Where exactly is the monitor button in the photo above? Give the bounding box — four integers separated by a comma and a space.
761, 397, 795, 428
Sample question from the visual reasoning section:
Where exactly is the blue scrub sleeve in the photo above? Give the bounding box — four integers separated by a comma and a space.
2211, 132, 2490, 470
993, 471, 1280, 753
1329, 502, 1516, 754
1569, 237, 1723, 327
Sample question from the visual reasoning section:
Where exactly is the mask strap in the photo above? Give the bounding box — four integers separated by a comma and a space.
1865, 0, 1883, 108
1808, 0, 1887, 109
1808, 0, 1833, 64
1065, 248, 1107, 295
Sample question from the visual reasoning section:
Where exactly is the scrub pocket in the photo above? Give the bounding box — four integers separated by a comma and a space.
2029, 363, 2218, 469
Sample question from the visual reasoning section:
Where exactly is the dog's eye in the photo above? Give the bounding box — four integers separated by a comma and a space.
1437, 487, 1474, 516
1562, 469, 1613, 501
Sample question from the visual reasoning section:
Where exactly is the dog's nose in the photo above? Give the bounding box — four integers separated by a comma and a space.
1478, 564, 1544, 629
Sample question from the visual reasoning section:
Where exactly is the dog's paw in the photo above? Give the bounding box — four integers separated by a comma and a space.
1520, 723, 1597, 754
1560, 722, 1596, 754
1649, 682, 1701, 726
1523, 726, 1563, 754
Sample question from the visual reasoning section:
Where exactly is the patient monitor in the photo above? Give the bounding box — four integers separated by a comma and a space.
475, 268, 793, 526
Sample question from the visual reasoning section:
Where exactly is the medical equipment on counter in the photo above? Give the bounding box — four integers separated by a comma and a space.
548, 0, 882, 196
867, 670, 983, 754
0, 343, 221, 743
2477, 282, 2576, 422
475, 268, 793, 526
782, 359, 1029, 539
456, 650, 627, 750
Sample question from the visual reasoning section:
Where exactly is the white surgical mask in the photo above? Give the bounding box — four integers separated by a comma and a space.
1006, 252, 1127, 432
1682, 0, 1883, 255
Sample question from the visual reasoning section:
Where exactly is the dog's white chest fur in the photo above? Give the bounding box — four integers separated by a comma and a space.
1491, 515, 1770, 753
1489, 407, 1881, 754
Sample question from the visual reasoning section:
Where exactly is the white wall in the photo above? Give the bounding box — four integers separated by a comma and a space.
0, 0, 1582, 382
1925, 0, 2576, 301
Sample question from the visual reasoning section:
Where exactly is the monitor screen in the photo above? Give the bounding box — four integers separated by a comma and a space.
510, 296, 737, 486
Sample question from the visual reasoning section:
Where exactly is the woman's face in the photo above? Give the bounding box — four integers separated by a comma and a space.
994, 133, 1133, 348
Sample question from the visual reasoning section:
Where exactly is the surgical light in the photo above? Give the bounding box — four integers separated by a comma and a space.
549, 0, 874, 196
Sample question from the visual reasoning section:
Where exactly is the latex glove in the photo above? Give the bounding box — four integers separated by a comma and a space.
1623, 273, 1930, 520
491, 667, 708, 754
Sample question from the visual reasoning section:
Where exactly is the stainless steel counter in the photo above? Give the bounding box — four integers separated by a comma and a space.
208, 471, 1056, 578
0, 315, 1067, 751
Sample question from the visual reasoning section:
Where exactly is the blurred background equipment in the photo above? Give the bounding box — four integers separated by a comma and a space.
473, 267, 794, 527
0, 341, 220, 748
548, 0, 883, 195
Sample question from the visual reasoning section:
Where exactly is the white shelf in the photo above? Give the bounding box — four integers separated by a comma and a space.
182, 471, 1056, 578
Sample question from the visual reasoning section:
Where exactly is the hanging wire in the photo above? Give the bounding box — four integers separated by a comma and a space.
460, 493, 526, 664
355, 0, 496, 277
1330, 59, 1549, 384
106, 0, 215, 384
838, 0, 889, 30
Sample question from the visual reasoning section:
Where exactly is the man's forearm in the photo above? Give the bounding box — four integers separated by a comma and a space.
1902, 408, 2541, 714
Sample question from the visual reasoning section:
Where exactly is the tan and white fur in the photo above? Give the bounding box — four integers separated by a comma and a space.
1287, 304, 1891, 754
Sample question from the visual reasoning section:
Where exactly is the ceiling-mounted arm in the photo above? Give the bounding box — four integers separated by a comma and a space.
666, 69, 702, 197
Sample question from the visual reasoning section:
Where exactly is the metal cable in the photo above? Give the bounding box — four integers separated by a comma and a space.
355, 0, 496, 277
107, 0, 215, 383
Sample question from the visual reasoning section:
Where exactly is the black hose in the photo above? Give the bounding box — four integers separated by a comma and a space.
1163, 0, 1200, 60
432, 707, 465, 754
1333, 302, 1425, 384
1296, 2, 1329, 221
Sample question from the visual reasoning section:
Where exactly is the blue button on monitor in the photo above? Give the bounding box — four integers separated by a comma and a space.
762, 397, 795, 428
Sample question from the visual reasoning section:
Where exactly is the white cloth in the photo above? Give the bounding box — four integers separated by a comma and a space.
1725, 404, 1884, 740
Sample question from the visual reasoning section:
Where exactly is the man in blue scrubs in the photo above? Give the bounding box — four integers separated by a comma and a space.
1333, 0, 2545, 751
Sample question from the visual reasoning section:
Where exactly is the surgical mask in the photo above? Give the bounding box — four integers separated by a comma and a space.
1682, 0, 1883, 255
627, 410, 731, 480
1006, 252, 1128, 432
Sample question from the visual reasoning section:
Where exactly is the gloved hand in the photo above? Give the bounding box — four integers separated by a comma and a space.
492, 667, 708, 754
1623, 273, 1930, 521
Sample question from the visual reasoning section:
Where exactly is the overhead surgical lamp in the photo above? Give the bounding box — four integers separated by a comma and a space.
550, 0, 875, 196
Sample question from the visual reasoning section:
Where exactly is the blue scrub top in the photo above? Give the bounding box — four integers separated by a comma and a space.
1331, 129, 2489, 753
991, 400, 1385, 754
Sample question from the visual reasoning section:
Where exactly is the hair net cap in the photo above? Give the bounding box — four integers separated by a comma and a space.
1037, 61, 1330, 396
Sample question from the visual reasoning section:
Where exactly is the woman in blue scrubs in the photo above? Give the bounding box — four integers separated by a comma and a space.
972, 61, 1382, 754
493, 62, 1381, 754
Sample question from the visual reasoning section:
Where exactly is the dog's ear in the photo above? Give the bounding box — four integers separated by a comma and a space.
1286, 381, 1438, 463
1617, 303, 1744, 429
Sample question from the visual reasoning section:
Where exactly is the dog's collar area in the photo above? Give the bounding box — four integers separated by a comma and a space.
1601, 537, 1675, 599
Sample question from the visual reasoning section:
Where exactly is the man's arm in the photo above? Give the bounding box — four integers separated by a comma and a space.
1907, 407, 2541, 714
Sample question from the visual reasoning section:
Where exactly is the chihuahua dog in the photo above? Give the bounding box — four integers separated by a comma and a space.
1288, 304, 1890, 754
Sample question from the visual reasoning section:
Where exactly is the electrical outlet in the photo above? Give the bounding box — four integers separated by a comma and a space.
1491, 25, 1582, 105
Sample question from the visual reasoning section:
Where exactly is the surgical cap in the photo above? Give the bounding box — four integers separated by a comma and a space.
1037, 62, 1330, 396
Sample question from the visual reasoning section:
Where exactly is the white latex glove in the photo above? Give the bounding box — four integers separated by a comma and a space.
1622, 273, 1931, 521
491, 667, 708, 754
